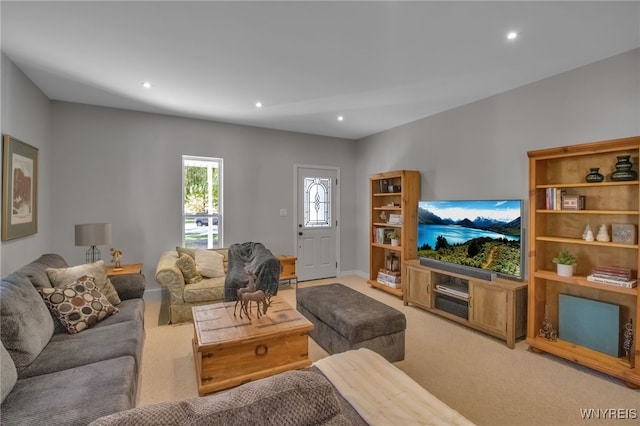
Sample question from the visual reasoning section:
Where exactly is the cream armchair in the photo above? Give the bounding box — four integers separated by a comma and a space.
155, 248, 229, 324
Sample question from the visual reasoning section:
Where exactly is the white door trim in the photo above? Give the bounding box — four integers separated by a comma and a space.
293, 164, 341, 279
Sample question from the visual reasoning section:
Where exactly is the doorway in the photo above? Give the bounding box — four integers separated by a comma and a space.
295, 166, 339, 281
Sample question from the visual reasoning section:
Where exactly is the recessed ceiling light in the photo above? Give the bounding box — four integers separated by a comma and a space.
337, 116, 344, 121
142, 81, 152, 89
506, 31, 518, 40
255, 101, 263, 108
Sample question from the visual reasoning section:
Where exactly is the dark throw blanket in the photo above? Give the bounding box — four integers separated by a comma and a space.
224, 242, 281, 301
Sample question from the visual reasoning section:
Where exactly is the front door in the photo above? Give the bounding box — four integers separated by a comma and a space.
296, 166, 338, 281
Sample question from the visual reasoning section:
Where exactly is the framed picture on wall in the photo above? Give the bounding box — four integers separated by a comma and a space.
2, 134, 38, 241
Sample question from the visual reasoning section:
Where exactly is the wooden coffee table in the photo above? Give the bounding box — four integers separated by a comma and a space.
192, 295, 313, 395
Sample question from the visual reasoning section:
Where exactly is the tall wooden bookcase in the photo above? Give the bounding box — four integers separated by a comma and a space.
527, 136, 640, 388
369, 170, 420, 298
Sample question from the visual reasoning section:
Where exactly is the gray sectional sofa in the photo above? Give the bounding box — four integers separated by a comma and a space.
0, 254, 145, 426
89, 347, 476, 425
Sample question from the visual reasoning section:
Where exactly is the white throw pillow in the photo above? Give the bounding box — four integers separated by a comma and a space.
195, 249, 225, 278
46, 260, 121, 305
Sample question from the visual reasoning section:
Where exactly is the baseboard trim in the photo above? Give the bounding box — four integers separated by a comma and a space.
143, 288, 164, 302
339, 270, 368, 279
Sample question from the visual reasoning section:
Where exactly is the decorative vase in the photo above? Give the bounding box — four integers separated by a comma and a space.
610, 155, 638, 181
585, 168, 604, 183
556, 264, 574, 277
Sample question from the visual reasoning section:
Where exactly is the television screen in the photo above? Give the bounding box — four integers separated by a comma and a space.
417, 200, 523, 280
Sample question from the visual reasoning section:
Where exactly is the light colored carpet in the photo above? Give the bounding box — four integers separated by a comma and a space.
139, 276, 639, 425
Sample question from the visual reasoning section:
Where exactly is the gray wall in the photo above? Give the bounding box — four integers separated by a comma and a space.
2, 48, 638, 292
0, 54, 53, 276
355, 48, 640, 276
49, 102, 357, 296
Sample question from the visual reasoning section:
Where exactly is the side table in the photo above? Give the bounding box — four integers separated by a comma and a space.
105, 263, 143, 278
276, 255, 297, 287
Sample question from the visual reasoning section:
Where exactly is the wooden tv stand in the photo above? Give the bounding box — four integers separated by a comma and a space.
403, 260, 527, 348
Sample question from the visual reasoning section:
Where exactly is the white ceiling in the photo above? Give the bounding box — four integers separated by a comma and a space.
1, 1, 639, 140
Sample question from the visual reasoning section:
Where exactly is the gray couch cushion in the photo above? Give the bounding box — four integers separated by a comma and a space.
296, 283, 406, 342
1, 342, 17, 403
0, 356, 136, 426
91, 299, 144, 328
0, 272, 54, 369
19, 253, 68, 290
90, 370, 348, 426
183, 276, 226, 302
17, 319, 144, 379
109, 273, 145, 301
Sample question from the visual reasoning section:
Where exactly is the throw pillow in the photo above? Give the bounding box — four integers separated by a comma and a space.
176, 246, 195, 259
0, 342, 17, 403
195, 249, 225, 278
176, 254, 203, 284
39, 275, 118, 334
0, 272, 55, 369
46, 260, 121, 306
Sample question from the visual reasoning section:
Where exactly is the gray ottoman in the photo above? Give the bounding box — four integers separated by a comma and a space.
296, 283, 405, 362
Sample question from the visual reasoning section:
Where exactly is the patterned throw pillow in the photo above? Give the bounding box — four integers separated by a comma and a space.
39, 275, 119, 334
176, 253, 203, 284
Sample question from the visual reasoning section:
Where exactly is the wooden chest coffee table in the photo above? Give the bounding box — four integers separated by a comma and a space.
192, 295, 313, 395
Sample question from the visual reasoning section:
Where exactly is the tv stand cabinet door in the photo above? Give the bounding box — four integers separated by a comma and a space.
469, 281, 509, 343
404, 263, 432, 309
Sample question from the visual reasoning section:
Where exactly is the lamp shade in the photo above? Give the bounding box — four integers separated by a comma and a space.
74, 223, 112, 246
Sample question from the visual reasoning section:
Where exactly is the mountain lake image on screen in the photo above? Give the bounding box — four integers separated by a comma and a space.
417, 200, 523, 280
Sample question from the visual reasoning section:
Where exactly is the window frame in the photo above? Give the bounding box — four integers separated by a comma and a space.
181, 155, 223, 249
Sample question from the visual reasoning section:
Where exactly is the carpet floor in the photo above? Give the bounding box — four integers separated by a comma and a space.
139, 276, 639, 425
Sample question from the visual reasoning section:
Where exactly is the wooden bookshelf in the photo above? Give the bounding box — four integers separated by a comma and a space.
368, 170, 420, 298
527, 136, 640, 388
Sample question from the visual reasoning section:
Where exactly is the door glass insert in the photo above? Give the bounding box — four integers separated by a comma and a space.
303, 177, 331, 227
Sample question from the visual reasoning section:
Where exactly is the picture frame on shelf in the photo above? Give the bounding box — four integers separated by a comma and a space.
379, 179, 389, 193
611, 223, 636, 245
561, 194, 585, 210
2, 134, 38, 241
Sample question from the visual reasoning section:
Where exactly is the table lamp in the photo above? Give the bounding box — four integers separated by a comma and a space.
75, 223, 112, 263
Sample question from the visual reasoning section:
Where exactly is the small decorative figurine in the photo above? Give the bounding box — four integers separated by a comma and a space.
110, 248, 123, 271
379, 211, 387, 222
538, 305, 557, 342
596, 224, 610, 242
582, 224, 594, 241
623, 319, 634, 364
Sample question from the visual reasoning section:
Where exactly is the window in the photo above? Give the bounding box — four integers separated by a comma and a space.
182, 156, 222, 249
303, 177, 331, 227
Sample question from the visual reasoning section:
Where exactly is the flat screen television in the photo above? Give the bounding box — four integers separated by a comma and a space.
417, 200, 523, 280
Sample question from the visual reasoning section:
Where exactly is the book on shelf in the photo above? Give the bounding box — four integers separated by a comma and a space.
377, 270, 401, 284
377, 269, 401, 289
387, 214, 402, 225
545, 188, 567, 210
592, 265, 633, 280
591, 272, 633, 282
586, 274, 637, 288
